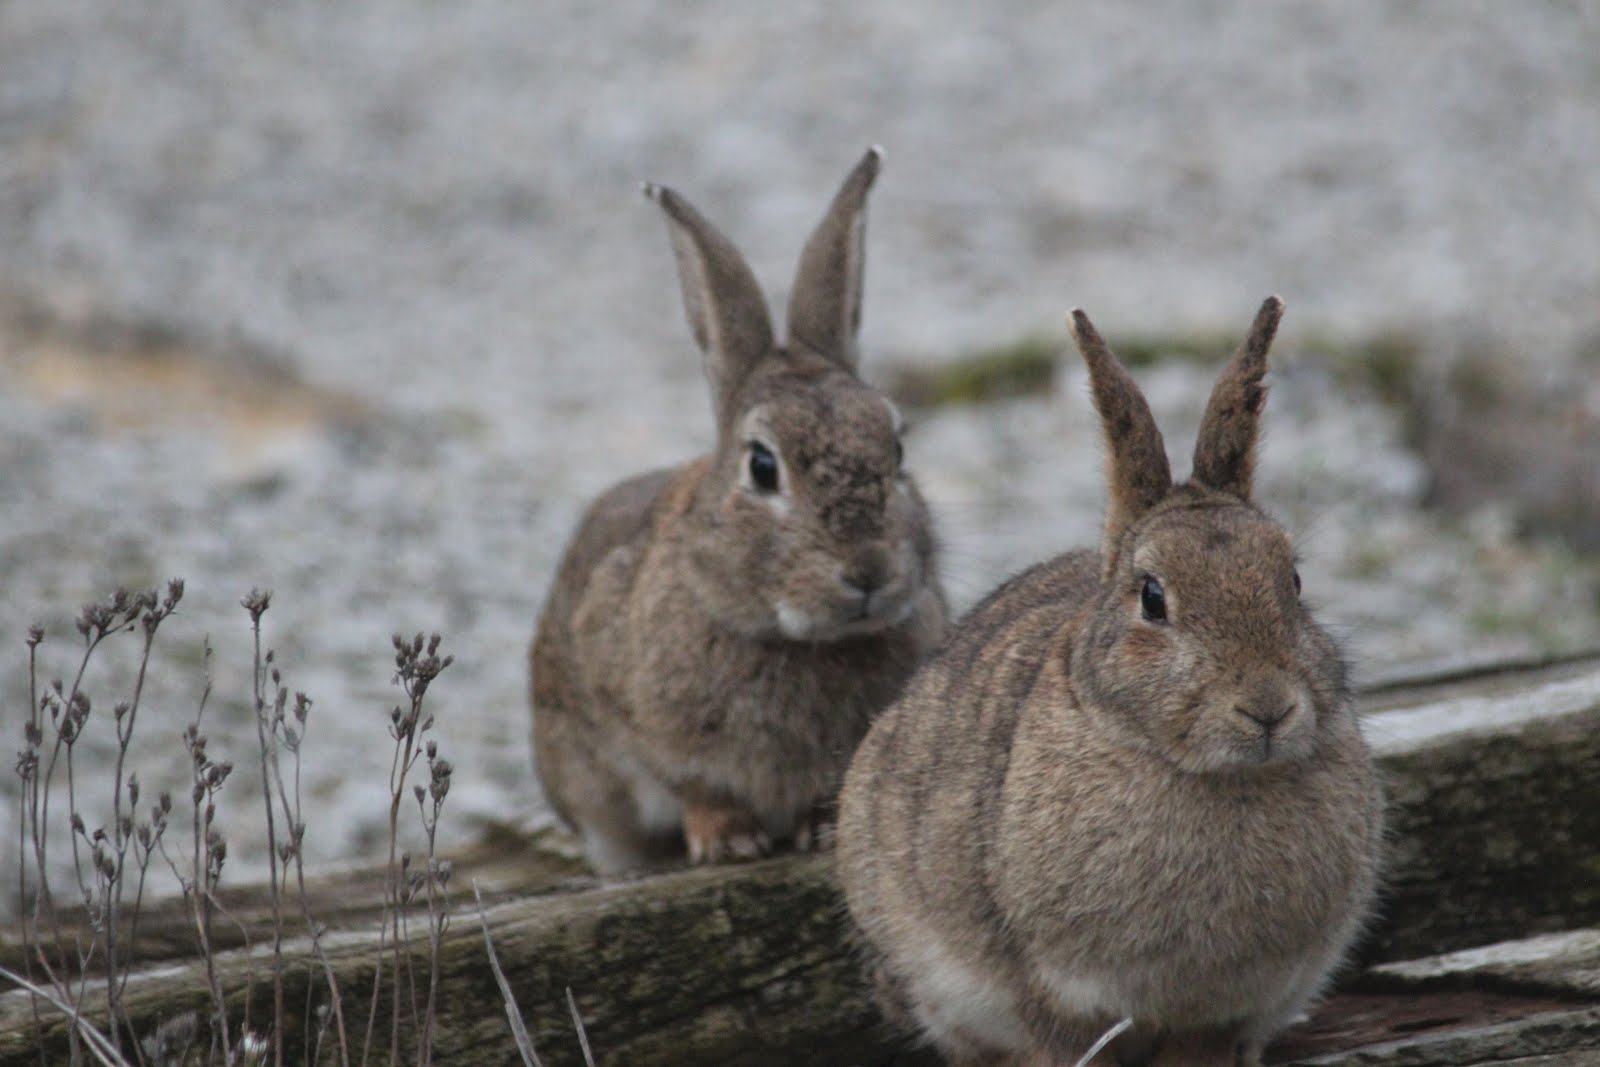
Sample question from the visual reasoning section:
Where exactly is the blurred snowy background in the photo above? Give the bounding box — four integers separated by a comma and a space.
2, 2, 1597, 903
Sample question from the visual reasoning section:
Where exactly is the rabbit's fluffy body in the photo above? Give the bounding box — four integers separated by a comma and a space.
838, 300, 1383, 1066
533, 150, 945, 874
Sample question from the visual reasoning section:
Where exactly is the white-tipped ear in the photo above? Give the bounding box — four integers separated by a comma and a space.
1191, 296, 1284, 502
785, 146, 883, 373
643, 182, 775, 422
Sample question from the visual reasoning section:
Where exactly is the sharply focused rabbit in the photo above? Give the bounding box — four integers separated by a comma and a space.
531, 149, 946, 875
837, 298, 1383, 1066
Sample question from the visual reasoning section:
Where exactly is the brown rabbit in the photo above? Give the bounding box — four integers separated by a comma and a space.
837, 297, 1383, 1067
531, 149, 946, 875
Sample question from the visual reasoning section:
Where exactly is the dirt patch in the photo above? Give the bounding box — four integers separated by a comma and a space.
0, 295, 372, 476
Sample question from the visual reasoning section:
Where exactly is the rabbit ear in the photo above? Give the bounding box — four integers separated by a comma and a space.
1191, 296, 1284, 502
1069, 309, 1174, 556
785, 146, 883, 373
643, 182, 775, 421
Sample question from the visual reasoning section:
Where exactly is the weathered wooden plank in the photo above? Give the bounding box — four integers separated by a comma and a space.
1360, 656, 1600, 963
0, 824, 592, 980
2, 654, 1598, 1066
1366, 928, 1600, 1001
1281, 1005, 1600, 1066
0, 854, 897, 1066
1270, 926, 1600, 1065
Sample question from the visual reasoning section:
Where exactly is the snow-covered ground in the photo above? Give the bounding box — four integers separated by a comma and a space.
1, 1, 1596, 906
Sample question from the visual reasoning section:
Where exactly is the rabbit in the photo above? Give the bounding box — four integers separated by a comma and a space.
836, 297, 1384, 1067
531, 148, 947, 876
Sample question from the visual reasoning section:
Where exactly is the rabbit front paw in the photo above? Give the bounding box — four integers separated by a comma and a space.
682, 798, 772, 864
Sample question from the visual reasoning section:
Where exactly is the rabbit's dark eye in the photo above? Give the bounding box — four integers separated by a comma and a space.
1140, 576, 1167, 623
1292, 568, 1302, 596
748, 442, 780, 492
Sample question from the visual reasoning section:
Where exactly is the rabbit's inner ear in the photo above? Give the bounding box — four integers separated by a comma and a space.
785, 147, 883, 375
644, 183, 776, 423
1191, 296, 1284, 502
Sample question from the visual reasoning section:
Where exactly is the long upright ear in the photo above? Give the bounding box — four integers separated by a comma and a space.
1190, 296, 1284, 502
643, 182, 775, 424
785, 146, 882, 373
1068, 309, 1173, 559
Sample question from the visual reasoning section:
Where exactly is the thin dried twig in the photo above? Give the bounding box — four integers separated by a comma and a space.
1072, 1017, 1134, 1067
0, 964, 136, 1067
565, 988, 596, 1067
473, 882, 543, 1067
243, 590, 288, 1067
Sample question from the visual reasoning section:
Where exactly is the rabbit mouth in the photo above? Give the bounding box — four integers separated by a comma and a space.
774, 588, 918, 641
1193, 710, 1316, 771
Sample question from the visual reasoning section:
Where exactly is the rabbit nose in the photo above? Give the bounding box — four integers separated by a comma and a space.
842, 549, 891, 597
1236, 700, 1295, 731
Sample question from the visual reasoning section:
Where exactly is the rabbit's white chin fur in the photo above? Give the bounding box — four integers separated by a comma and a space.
774, 592, 918, 641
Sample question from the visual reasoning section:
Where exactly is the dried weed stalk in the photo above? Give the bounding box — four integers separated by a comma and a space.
361, 632, 454, 1067
11, 584, 467, 1067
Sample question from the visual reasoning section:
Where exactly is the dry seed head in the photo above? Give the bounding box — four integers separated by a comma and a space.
432, 859, 452, 887
241, 588, 272, 621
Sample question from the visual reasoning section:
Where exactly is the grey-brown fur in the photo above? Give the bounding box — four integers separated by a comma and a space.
837, 298, 1383, 1066
532, 149, 946, 874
